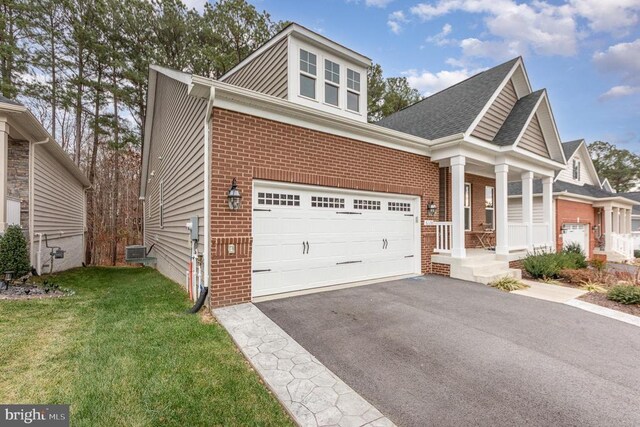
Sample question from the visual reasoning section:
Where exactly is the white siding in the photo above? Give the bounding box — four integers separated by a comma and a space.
508, 196, 544, 223
472, 79, 518, 141
144, 74, 207, 287
557, 147, 597, 186
32, 144, 85, 272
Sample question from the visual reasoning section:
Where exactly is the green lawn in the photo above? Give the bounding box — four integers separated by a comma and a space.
0, 267, 293, 427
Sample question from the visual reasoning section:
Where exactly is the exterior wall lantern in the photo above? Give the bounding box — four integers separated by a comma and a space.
227, 178, 242, 210
427, 201, 437, 217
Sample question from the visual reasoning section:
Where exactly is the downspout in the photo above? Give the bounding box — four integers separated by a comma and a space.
203, 87, 215, 309
30, 139, 48, 273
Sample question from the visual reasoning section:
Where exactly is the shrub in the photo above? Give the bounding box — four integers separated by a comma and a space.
635, 250, 640, 259
580, 280, 607, 294
559, 251, 588, 269
564, 242, 584, 255
490, 276, 529, 292
589, 258, 606, 272
0, 225, 30, 277
523, 251, 562, 279
607, 285, 640, 305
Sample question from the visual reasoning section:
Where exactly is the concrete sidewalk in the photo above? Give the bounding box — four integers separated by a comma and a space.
512, 280, 588, 303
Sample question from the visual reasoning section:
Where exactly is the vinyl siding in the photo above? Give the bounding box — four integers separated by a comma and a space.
144, 74, 207, 286
223, 37, 288, 99
32, 144, 86, 272
472, 79, 518, 141
519, 114, 550, 158
508, 196, 544, 223
557, 148, 597, 186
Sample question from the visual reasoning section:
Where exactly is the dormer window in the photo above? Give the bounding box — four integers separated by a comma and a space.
324, 60, 340, 106
572, 159, 581, 181
300, 49, 317, 99
347, 69, 360, 112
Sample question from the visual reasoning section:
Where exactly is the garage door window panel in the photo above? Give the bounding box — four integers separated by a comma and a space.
354, 199, 381, 210
257, 192, 300, 206
311, 196, 345, 209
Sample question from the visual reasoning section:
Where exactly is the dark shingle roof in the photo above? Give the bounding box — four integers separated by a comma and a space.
376, 57, 519, 141
618, 192, 640, 215
0, 94, 22, 106
562, 139, 582, 159
492, 90, 544, 146
508, 180, 640, 206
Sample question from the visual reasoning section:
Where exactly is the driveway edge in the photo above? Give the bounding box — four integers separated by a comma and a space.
565, 299, 640, 328
214, 303, 395, 427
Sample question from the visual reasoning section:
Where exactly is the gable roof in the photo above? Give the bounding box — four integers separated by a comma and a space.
376, 57, 519, 140
220, 22, 371, 82
562, 139, 582, 159
0, 94, 22, 106
492, 90, 544, 146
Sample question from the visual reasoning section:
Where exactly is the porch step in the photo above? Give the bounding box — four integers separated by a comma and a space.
449, 256, 522, 285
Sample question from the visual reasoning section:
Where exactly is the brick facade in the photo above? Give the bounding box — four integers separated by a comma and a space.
210, 108, 440, 307
444, 169, 497, 249
7, 138, 29, 230
555, 198, 596, 258
431, 262, 451, 276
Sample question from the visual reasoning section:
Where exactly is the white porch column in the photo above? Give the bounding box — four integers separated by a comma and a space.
0, 117, 8, 232
604, 206, 613, 251
495, 163, 509, 257
450, 155, 466, 258
614, 207, 620, 234
521, 171, 534, 250
542, 176, 553, 249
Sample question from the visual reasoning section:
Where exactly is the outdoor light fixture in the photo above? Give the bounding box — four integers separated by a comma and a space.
427, 201, 437, 217
227, 178, 242, 210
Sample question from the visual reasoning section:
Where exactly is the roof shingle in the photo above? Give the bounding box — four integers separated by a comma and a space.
376, 58, 519, 141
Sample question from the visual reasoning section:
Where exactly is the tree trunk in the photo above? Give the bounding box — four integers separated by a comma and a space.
110, 70, 120, 266
49, 11, 57, 139
74, 41, 84, 165
85, 67, 101, 265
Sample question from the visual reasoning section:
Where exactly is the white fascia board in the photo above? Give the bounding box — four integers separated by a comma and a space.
140, 68, 159, 198
540, 92, 566, 164
577, 142, 603, 188
191, 75, 432, 156
557, 192, 638, 206
220, 23, 371, 82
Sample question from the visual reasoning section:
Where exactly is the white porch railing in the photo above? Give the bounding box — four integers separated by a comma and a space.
7, 198, 20, 226
508, 222, 550, 251
611, 232, 634, 259
633, 231, 640, 251
508, 223, 528, 251
532, 223, 550, 249
433, 221, 452, 253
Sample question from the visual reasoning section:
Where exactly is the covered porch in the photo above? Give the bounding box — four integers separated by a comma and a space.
594, 201, 635, 261
429, 153, 554, 260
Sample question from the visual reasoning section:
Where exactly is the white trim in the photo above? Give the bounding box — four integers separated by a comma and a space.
220, 23, 371, 82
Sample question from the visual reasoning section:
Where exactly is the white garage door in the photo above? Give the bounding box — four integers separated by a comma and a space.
252, 181, 421, 297
562, 224, 589, 256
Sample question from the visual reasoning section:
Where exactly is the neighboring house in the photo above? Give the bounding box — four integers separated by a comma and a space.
0, 95, 90, 274
141, 23, 573, 308
508, 139, 637, 261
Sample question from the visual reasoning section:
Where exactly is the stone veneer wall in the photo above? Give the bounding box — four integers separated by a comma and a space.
8, 138, 30, 230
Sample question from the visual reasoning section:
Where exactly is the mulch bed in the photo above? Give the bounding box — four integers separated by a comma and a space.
579, 292, 640, 317
0, 284, 67, 300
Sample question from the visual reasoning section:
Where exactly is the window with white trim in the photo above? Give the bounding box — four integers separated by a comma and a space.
159, 179, 164, 228
464, 183, 471, 231
347, 69, 360, 112
324, 59, 340, 106
299, 49, 317, 99
388, 201, 411, 212
311, 196, 345, 208
572, 159, 581, 181
485, 186, 494, 230
257, 192, 300, 206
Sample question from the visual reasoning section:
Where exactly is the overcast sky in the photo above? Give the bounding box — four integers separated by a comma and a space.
189, 0, 640, 152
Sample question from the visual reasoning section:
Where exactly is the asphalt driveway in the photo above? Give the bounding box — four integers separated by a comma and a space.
257, 276, 640, 427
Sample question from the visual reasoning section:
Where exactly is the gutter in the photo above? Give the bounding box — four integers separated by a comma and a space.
203, 87, 215, 307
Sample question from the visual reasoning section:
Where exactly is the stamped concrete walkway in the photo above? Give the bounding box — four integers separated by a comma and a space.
214, 303, 394, 427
